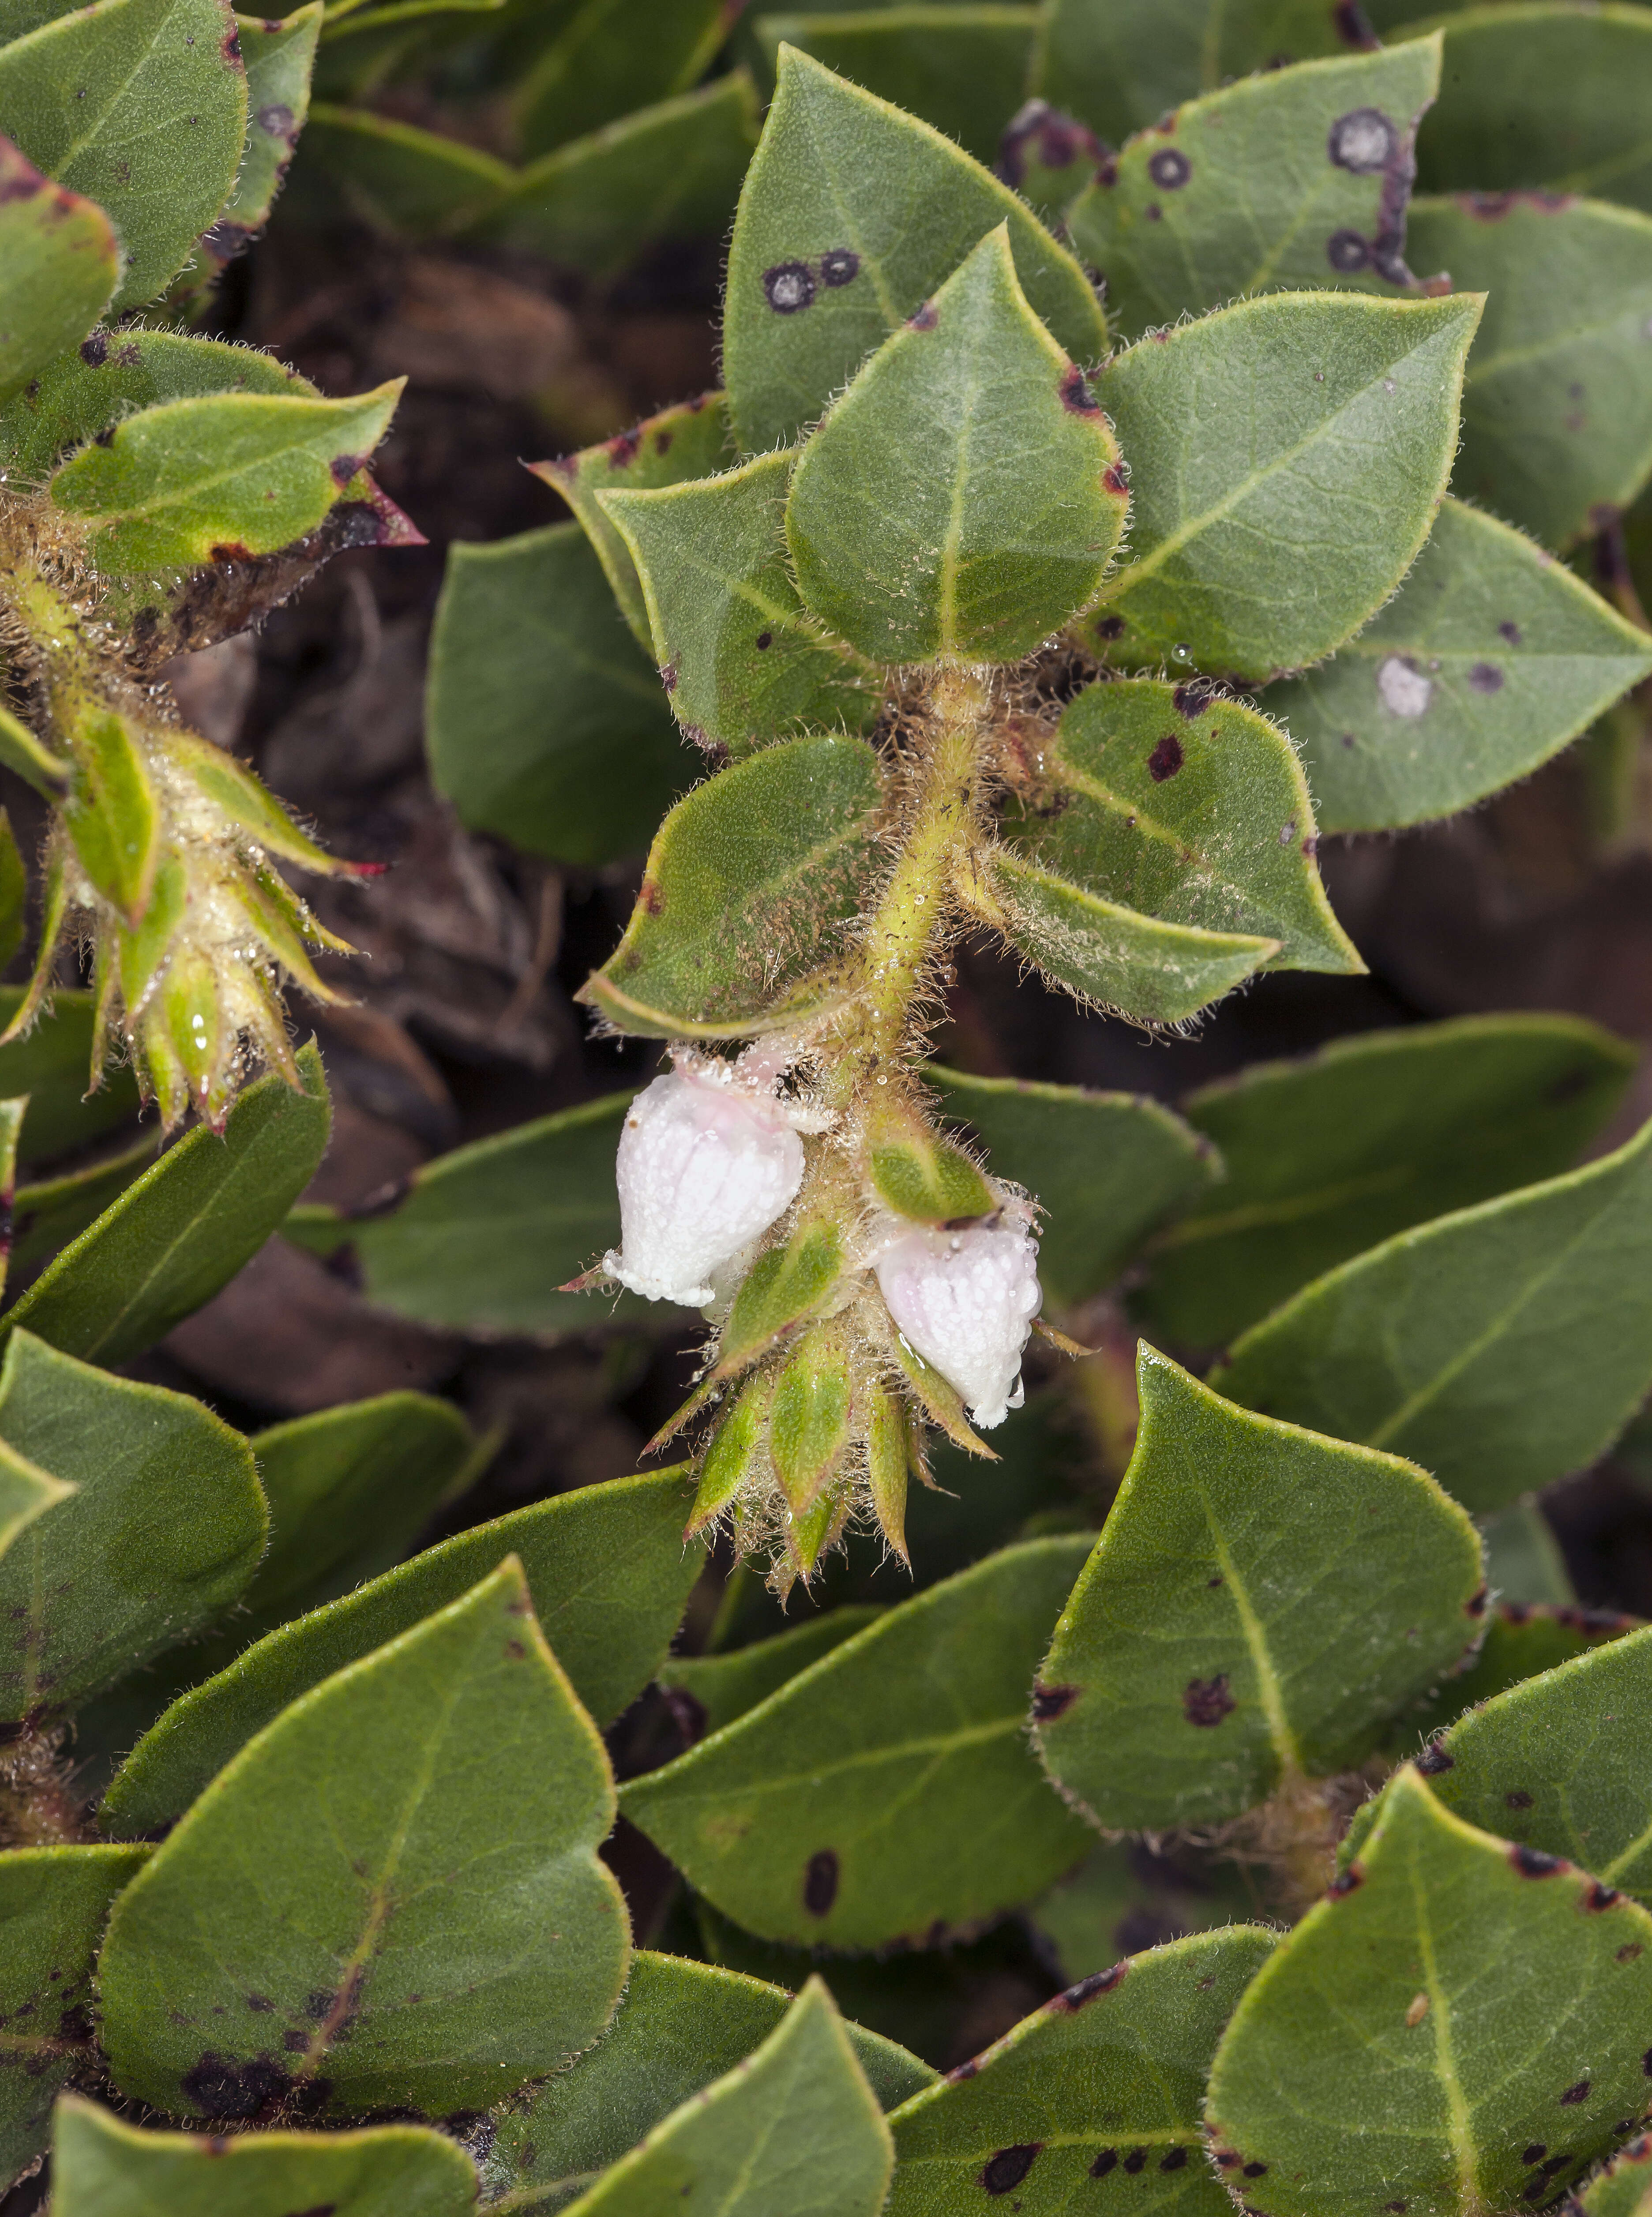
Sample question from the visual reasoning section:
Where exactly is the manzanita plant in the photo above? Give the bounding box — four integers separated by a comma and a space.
0, 3, 1650, 2215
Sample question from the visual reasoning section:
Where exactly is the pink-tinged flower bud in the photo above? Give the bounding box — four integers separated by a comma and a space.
605, 1056, 810, 1306
875, 1214, 1043, 1429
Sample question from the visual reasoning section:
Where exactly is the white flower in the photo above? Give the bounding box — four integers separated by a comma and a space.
604, 1050, 820, 1306
874, 1212, 1043, 1429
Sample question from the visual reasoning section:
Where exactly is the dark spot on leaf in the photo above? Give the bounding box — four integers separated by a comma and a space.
763, 262, 814, 314
1523, 2146, 1547, 2166
115, 342, 141, 368
661, 660, 678, 692
605, 427, 642, 468
1149, 734, 1184, 782
1622, 1944, 1644, 1962
755, 631, 773, 650
1512, 1844, 1564, 1878
282, 2028, 309, 2052
1465, 1586, 1488, 1617
329, 452, 366, 488
1244, 2162, 1269, 2178
653, 429, 673, 455
1468, 662, 1504, 693
1329, 1864, 1363, 1895
1103, 461, 1128, 495
998, 98, 1103, 187
820, 248, 860, 287
245, 1995, 275, 2013
1123, 2149, 1147, 2175
209, 541, 255, 562
504, 1638, 526, 1659
1032, 1681, 1080, 1723
304, 1992, 332, 2020
1561, 2081, 1591, 2105
56, 2003, 92, 2043
222, 22, 242, 62
803, 1849, 838, 1916
907, 300, 939, 331
1183, 1672, 1233, 1724
1173, 677, 1220, 717
1327, 230, 1371, 272
1148, 148, 1191, 189
1060, 365, 1101, 414
945, 2057, 979, 2083
1588, 1883, 1622, 1911
1057, 1961, 1127, 2010
180, 2053, 293, 2119
1329, 107, 1397, 174
1208, 1574, 1224, 1587
257, 100, 295, 139
79, 330, 108, 366
1161, 2149, 1189, 2172
1385, 2204, 1408, 2214
1416, 1741, 1454, 1774
1095, 613, 1125, 639
1506, 1789, 1534, 1810
1145, 203, 1161, 221
1499, 620, 1522, 645
639, 879, 664, 917
1090, 2150, 1117, 2178
982, 2146, 1041, 2194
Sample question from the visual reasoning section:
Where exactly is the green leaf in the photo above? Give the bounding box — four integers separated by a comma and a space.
0, 1434, 71, 1567
0, 326, 313, 478
1406, 195, 1652, 551
526, 391, 734, 652
99, 1558, 629, 2119
997, 676, 1359, 992
51, 2094, 480, 2215
299, 101, 514, 233
237, 1392, 477, 1635
1035, 0, 1380, 147
723, 44, 1106, 453
0, 134, 117, 405
1212, 1111, 1652, 1512
1418, 1624, 1652, 1905
658, 1606, 885, 1740
1035, 1348, 1480, 1830
0, 0, 247, 310
601, 450, 877, 753
1478, 1499, 1575, 1608
1140, 1011, 1636, 1347
10, 1137, 158, 1277
928, 1066, 1218, 1307
1082, 290, 1481, 681
581, 735, 885, 1040
1266, 496, 1652, 831
0, 1850, 147, 2191
785, 225, 1126, 665
1399, 1602, 1642, 1752
0, 1331, 264, 1720
427, 522, 695, 868
1581, 2138, 1652, 2217
49, 382, 402, 575
753, 9, 1039, 168
1205, 1766, 1652, 2217
483, 1950, 932, 2214
484, 74, 761, 278
101, 1467, 699, 1835
0, 988, 140, 1165
0, 697, 69, 797
514, 0, 730, 158
0, 824, 23, 980
621, 1537, 1094, 1948
862, 1101, 995, 1228
1416, 4, 1652, 218
886, 1925, 1277, 2212
1069, 38, 1443, 344
2, 1041, 329, 1369
285, 1090, 647, 1336
62, 708, 158, 928
556, 1978, 891, 2217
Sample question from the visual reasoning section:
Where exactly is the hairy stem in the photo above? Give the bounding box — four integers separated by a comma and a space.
826, 664, 990, 1103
